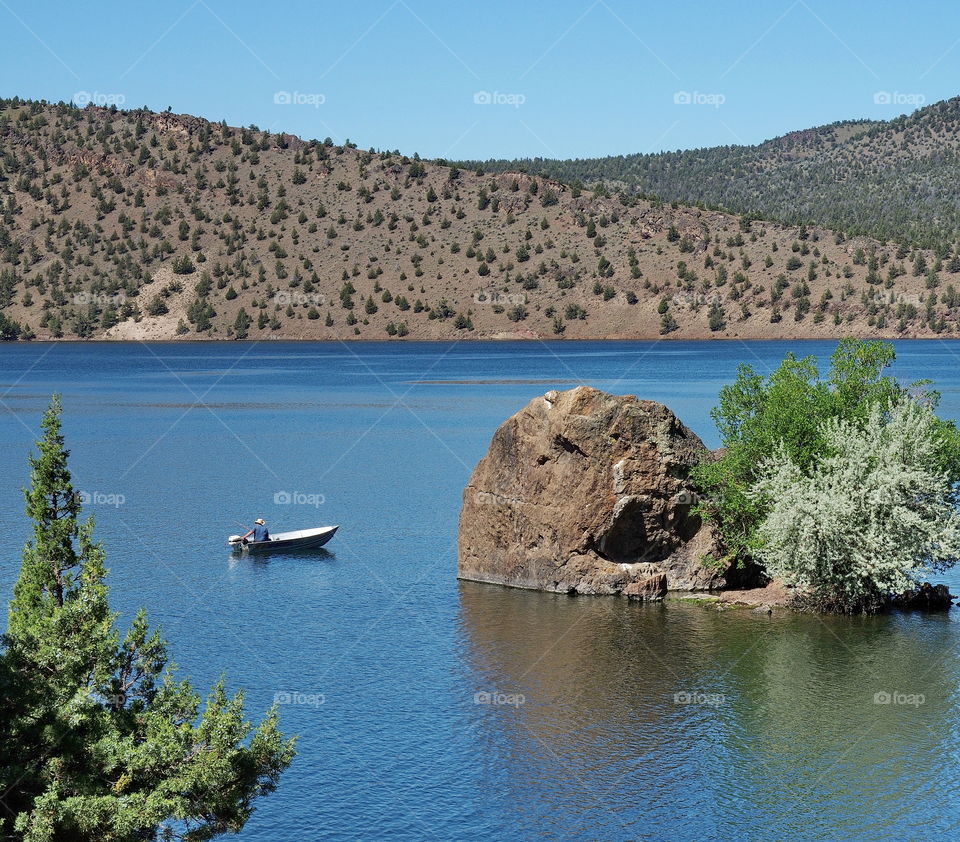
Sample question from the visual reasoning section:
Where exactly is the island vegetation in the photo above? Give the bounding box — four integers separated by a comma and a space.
0, 398, 294, 840
695, 338, 960, 611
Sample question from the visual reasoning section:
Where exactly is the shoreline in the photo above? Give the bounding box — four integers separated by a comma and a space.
3, 335, 960, 345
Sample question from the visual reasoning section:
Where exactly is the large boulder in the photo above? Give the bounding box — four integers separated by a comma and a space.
458, 386, 729, 595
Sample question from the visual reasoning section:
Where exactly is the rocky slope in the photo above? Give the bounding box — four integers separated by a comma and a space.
1, 97, 957, 341
461, 96, 960, 247
457, 386, 739, 597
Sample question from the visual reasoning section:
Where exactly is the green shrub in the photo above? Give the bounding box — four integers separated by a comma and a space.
754, 400, 960, 611
693, 339, 960, 568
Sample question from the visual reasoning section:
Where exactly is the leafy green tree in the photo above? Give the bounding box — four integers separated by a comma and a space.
693, 339, 960, 565
0, 398, 294, 839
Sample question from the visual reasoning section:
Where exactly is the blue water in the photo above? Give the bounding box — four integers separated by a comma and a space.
2, 340, 960, 840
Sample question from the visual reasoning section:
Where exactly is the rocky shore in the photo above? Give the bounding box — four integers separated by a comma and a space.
457, 385, 956, 611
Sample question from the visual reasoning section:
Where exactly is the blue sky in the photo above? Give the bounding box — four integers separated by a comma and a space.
1, 0, 957, 159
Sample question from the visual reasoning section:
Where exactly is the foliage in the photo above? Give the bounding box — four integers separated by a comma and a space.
0, 398, 295, 840
707, 301, 726, 331
0, 312, 24, 340
233, 307, 251, 339
753, 399, 960, 611
145, 294, 169, 316
456, 98, 960, 248
692, 339, 960, 563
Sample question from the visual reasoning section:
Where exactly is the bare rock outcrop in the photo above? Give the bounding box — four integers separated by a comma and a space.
458, 386, 729, 596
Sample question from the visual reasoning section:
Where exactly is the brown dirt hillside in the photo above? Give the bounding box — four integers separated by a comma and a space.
0, 98, 956, 341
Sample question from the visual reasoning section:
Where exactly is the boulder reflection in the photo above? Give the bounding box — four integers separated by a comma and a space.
457, 581, 960, 838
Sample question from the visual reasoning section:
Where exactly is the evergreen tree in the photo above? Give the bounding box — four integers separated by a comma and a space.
233, 308, 252, 339
708, 301, 726, 331
659, 312, 678, 334
0, 398, 294, 839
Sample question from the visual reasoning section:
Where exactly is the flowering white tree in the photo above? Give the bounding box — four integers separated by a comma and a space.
753, 399, 960, 611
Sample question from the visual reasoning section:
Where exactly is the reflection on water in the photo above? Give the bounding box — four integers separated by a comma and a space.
227, 547, 336, 566
4, 340, 960, 840
458, 582, 960, 839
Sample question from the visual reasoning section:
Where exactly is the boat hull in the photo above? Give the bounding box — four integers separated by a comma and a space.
229, 525, 338, 553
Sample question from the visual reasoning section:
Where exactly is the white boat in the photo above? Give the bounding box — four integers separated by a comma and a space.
227, 525, 339, 552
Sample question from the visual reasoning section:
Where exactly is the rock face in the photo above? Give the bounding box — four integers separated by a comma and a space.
624, 574, 668, 602
458, 386, 729, 595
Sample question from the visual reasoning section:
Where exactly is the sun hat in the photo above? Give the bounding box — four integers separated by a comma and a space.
255, 518, 265, 525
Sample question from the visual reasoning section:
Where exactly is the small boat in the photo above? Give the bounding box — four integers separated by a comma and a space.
227, 525, 339, 552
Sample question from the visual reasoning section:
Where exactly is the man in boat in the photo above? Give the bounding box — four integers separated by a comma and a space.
239, 518, 270, 544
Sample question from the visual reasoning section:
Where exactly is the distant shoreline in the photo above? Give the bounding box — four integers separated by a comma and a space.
2, 335, 959, 345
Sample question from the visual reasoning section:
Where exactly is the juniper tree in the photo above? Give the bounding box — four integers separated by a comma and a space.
0, 397, 294, 840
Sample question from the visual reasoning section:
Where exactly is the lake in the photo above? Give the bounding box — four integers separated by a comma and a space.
2, 339, 960, 840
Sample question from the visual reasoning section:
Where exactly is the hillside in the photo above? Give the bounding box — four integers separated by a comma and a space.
460, 97, 960, 248
0, 97, 958, 342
